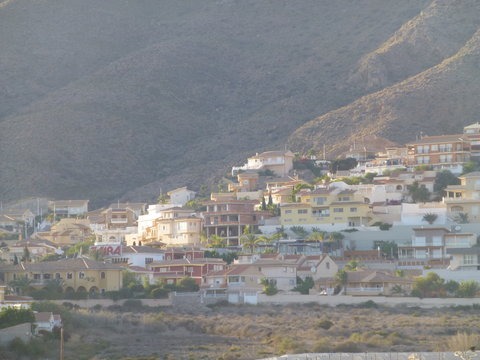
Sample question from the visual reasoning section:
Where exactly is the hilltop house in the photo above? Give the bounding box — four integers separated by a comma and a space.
280, 186, 373, 228
202, 194, 270, 247
48, 200, 89, 217
166, 187, 196, 206
231, 150, 295, 177
140, 207, 203, 247
407, 134, 470, 174
443, 171, 480, 223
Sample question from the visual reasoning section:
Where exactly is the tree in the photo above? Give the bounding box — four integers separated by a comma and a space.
275, 226, 288, 239
261, 196, 267, 211
329, 158, 358, 173
293, 276, 314, 294
207, 234, 227, 248
374, 240, 398, 259
290, 226, 309, 239
268, 192, 273, 207
422, 213, 438, 225
9, 275, 34, 296
408, 181, 431, 203
261, 278, 278, 296
434, 170, 459, 197
411, 272, 445, 297
21, 246, 30, 262
157, 193, 170, 204
462, 161, 480, 175
445, 280, 459, 294
0, 308, 35, 329
334, 270, 348, 295
240, 231, 259, 254
456, 280, 479, 298
454, 212, 470, 224
13, 254, 18, 265
344, 260, 362, 271
176, 277, 199, 292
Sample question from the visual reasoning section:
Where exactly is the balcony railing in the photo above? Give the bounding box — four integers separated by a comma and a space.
346, 287, 384, 293
111, 218, 128, 223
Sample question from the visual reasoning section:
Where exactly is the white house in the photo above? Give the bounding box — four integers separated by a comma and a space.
102, 245, 165, 268
34, 312, 55, 334
167, 187, 196, 206
398, 202, 447, 225
48, 200, 89, 217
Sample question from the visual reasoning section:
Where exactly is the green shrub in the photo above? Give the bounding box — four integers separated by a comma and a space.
358, 300, 378, 309
150, 287, 169, 299
333, 340, 362, 352
122, 299, 143, 310
316, 318, 334, 330
0, 308, 35, 329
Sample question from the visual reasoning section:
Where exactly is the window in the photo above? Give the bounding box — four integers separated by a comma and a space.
314, 197, 326, 205
341, 196, 350, 201
187, 267, 194, 272
145, 258, 153, 264
431, 144, 438, 151
297, 209, 308, 214
101, 272, 106, 279
79, 272, 85, 279
43, 273, 51, 280
464, 254, 475, 265
350, 207, 357, 212
285, 210, 292, 214
67, 273, 73, 279
326, 262, 330, 270
33, 274, 41, 280
333, 208, 343, 213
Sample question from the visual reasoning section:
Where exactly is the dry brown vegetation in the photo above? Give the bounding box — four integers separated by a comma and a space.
61, 302, 480, 360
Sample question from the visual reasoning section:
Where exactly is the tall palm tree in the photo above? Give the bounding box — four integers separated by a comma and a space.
334, 269, 348, 295
307, 231, 325, 252
9, 275, 34, 296
240, 232, 259, 254
208, 234, 227, 248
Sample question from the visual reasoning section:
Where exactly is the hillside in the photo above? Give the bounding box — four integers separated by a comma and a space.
289, 1, 480, 157
0, 0, 433, 205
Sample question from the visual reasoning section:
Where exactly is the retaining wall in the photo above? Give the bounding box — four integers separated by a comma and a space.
257, 294, 480, 308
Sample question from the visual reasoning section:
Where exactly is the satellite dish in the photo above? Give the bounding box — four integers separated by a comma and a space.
311, 266, 317, 273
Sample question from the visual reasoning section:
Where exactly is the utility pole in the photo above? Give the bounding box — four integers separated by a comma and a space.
60, 327, 64, 360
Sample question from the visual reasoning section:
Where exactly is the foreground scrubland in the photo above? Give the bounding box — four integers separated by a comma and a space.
4, 300, 479, 360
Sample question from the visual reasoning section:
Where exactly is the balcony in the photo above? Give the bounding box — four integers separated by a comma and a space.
111, 218, 128, 223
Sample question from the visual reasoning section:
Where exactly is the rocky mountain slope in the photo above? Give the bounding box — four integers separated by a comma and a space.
289, 0, 480, 157
3, 0, 479, 205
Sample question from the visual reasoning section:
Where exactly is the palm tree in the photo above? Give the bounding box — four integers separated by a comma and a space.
207, 234, 227, 248
240, 226, 259, 254
334, 269, 348, 295
344, 260, 362, 271
422, 213, 438, 224
455, 212, 470, 224
307, 231, 325, 252
240, 233, 259, 254
9, 275, 34, 296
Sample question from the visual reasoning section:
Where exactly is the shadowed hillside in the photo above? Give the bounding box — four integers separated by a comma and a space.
0, 0, 430, 205
289, 27, 480, 156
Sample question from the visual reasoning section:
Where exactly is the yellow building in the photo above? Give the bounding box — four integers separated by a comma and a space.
34, 218, 92, 246
280, 187, 372, 227
142, 207, 203, 246
443, 171, 480, 222
0, 258, 123, 294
